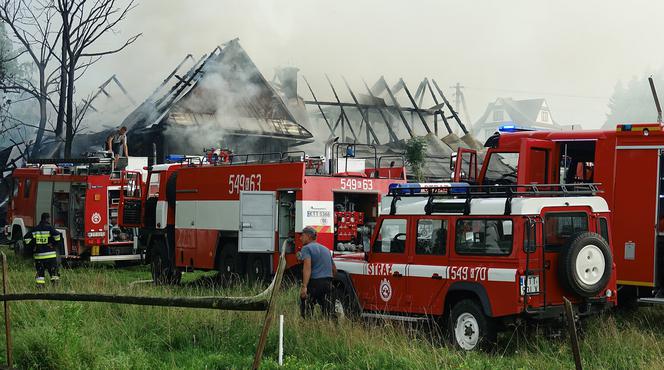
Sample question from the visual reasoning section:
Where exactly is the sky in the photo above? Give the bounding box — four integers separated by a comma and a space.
81, 0, 664, 130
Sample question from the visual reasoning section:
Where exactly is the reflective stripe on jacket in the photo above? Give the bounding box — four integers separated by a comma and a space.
24, 222, 62, 259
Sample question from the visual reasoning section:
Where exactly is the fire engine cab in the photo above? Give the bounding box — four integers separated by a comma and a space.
5, 154, 147, 263
139, 144, 407, 283
333, 182, 617, 351
469, 123, 664, 305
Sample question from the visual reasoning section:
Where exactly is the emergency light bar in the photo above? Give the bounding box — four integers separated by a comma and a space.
166, 154, 186, 162
389, 182, 469, 195
498, 124, 536, 133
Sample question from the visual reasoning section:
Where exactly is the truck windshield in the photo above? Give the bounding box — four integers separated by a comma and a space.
483, 152, 519, 185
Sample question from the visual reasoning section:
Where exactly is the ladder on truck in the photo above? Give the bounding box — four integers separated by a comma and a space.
387, 182, 602, 216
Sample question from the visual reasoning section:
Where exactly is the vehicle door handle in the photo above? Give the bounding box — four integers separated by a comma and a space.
242, 222, 252, 229
392, 271, 402, 278
431, 273, 442, 280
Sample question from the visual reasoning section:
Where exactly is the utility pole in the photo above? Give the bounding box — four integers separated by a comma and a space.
450, 82, 472, 134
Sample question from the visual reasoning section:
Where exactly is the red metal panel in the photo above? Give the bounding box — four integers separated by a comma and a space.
613, 149, 658, 285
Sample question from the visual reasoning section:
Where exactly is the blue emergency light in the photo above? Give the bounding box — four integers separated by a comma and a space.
166, 154, 186, 162
498, 124, 536, 133
57, 163, 74, 167
389, 182, 469, 195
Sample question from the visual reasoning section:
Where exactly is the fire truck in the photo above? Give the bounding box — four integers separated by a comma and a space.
5, 154, 148, 263
333, 182, 617, 351
450, 122, 664, 306
137, 144, 407, 283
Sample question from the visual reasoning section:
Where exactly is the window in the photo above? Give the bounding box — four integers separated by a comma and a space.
541, 110, 549, 123
148, 173, 161, 197
455, 219, 513, 255
493, 110, 504, 122
12, 178, 19, 198
524, 219, 536, 253
598, 217, 609, 243
374, 218, 407, 254
544, 212, 588, 251
23, 179, 31, 198
483, 152, 519, 185
416, 219, 447, 255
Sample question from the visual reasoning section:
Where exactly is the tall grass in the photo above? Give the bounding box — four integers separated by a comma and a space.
0, 250, 662, 369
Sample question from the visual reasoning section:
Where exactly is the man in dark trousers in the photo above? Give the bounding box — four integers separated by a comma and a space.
299, 226, 337, 318
23, 213, 62, 286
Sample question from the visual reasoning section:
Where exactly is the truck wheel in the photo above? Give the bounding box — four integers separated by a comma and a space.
12, 238, 30, 258
247, 255, 269, 283
217, 242, 242, 283
559, 232, 612, 298
333, 284, 360, 320
448, 299, 496, 351
151, 239, 181, 285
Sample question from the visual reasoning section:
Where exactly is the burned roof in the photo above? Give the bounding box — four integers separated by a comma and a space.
123, 38, 313, 141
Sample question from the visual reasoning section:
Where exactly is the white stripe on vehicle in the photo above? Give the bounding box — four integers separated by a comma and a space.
334, 259, 516, 283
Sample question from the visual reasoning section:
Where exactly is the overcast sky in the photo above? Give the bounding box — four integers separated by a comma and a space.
82, 0, 664, 130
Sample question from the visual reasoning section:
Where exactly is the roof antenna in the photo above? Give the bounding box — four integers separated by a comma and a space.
649, 75, 662, 124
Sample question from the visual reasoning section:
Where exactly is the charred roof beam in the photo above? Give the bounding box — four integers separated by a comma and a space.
342, 76, 380, 145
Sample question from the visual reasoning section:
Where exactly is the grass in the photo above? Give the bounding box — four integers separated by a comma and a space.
0, 247, 661, 369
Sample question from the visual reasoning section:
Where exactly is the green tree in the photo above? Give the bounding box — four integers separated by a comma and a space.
605, 69, 664, 128
405, 136, 427, 182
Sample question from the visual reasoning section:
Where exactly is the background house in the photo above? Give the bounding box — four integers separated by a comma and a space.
473, 98, 561, 143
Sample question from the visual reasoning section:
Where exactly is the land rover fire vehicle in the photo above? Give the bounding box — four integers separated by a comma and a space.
457, 123, 664, 305
5, 154, 147, 262
136, 144, 407, 283
333, 182, 617, 351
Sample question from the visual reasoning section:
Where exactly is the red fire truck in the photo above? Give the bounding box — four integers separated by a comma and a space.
138, 145, 407, 283
5, 155, 147, 263
454, 123, 664, 305
333, 182, 617, 351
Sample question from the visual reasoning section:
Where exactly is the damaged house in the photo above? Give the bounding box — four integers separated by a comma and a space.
115, 39, 313, 163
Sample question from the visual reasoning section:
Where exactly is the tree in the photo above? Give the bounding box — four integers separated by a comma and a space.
0, 0, 60, 157
605, 70, 664, 129
56, 0, 140, 157
405, 136, 427, 182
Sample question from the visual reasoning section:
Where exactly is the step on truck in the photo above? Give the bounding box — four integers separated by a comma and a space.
5, 153, 147, 263
333, 182, 617, 351
458, 123, 664, 306
138, 144, 407, 283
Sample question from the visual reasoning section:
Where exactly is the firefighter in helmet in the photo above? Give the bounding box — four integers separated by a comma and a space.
23, 213, 62, 286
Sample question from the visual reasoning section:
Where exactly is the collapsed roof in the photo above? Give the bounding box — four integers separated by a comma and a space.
123, 38, 313, 145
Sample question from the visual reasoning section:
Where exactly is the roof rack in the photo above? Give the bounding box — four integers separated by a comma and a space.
387, 183, 602, 216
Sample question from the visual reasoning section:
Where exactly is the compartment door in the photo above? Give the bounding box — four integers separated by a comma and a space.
517, 139, 555, 185
239, 191, 276, 253
118, 171, 143, 227
614, 148, 658, 286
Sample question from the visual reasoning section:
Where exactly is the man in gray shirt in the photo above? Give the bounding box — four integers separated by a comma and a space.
299, 226, 337, 318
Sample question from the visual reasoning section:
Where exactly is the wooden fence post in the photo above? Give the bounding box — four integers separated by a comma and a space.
2, 252, 13, 368
252, 251, 287, 370
563, 297, 582, 370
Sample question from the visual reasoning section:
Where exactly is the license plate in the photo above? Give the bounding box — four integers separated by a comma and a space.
520, 275, 540, 295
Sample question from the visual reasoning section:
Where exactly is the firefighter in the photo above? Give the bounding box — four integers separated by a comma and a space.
107, 126, 129, 170
298, 226, 337, 319
23, 213, 62, 286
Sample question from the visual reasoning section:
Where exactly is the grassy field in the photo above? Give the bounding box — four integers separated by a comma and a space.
0, 248, 661, 369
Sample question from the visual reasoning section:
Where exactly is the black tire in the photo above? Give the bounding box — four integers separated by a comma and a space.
246, 255, 270, 283
448, 299, 496, 351
13, 238, 30, 258
151, 239, 181, 285
333, 283, 360, 320
559, 232, 612, 298
216, 242, 242, 283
